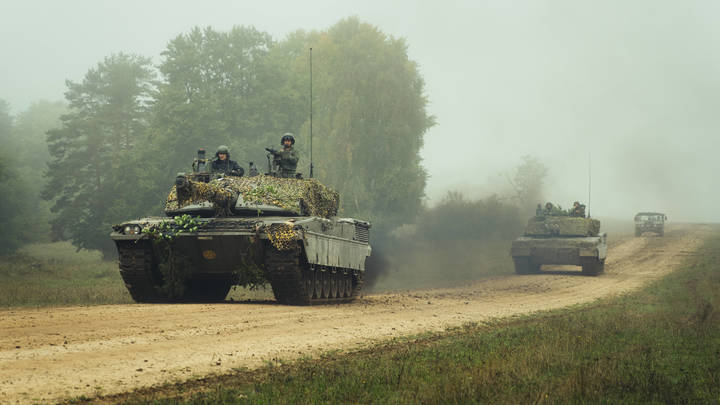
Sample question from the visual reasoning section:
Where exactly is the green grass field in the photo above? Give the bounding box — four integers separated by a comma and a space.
0, 242, 132, 307
115, 229, 720, 404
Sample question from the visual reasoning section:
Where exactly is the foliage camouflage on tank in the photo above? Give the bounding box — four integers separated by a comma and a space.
165, 175, 340, 218
524, 216, 600, 237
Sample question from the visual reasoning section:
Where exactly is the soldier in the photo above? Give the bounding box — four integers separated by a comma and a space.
543, 202, 554, 216
569, 201, 586, 218
210, 145, 244, 176
536, 203, 543, 217
266, 133, 300, 178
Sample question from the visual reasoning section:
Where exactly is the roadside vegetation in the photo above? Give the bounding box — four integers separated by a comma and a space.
0, 242, 131, 307
115, 229, 720, 404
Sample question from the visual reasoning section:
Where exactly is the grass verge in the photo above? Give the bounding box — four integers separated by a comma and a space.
0, 242, 132, 307
107, 229, 719, 404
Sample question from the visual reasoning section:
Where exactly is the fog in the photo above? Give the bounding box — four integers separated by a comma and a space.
2, 0, 718, 222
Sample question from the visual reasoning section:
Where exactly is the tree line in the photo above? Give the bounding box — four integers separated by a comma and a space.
1, 18, 549, 258
0, 18, 436, 257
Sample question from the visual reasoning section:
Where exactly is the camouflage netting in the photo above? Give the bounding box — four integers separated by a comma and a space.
165, 175, 340, 218
525, 217, 601, 237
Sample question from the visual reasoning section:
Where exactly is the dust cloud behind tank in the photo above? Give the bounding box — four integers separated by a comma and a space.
510, 210, 607, 276
110, 148, 371, 305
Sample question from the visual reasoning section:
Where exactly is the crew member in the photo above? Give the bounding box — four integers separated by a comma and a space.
210, 145, 244, 176
268, 133, 299, 178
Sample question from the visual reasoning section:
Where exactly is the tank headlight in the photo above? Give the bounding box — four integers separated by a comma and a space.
123, 225, 142, 235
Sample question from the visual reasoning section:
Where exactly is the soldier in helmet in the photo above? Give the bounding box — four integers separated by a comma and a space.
210, 145, 244, 176
543, 202, 555, 216
266, 133, 300, 178
569, 201, 586, 218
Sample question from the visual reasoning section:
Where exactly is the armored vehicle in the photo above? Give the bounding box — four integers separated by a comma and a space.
110, 149, 371, 305
634, 212, 666, 237
510, 215, 607, 276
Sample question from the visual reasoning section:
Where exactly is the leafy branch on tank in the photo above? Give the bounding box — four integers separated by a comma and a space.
140, 214, 205, 298
232, 255, 268, 291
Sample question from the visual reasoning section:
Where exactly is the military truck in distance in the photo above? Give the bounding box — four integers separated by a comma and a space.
110, 149, 371, 305
510, 216, 607, 276
634, 212, 667, 237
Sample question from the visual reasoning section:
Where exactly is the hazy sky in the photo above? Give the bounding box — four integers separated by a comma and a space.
2, 0, 718, 222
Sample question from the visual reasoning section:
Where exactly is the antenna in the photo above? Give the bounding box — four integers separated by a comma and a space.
588, 152, 592, 218
309, 47, 314, 178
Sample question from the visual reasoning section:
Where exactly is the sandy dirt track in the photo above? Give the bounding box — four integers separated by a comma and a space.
0, 225, 709, 404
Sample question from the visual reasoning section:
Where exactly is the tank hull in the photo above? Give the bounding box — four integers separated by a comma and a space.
110, 216, 371, 304
510, 234, 607, 276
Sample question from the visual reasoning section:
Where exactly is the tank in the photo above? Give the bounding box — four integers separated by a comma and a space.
634, 212, 666, 237
110, 149, 371, 305
510, 215, 607, 276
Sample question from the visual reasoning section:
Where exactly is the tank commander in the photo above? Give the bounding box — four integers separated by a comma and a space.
543, 202, 555, 216
211, 145, 244, 176
569, 201, 586, 218
265, 133, 300, 178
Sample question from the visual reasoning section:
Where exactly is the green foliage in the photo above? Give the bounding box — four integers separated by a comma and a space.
416, 191, 524, 241
507, 155, 549, 215
142, 215, 203, 297
0, 100, 31, 254
151, 26, 287, 175
126, 229, 720, 405
0, 99, 12, 139
43, 53, 158, 257
0, 147, 31, 254
151, 19, 433, 227
283, 18, 435, 226
8, 100, 67, 241
142, 214, 202, 240
32, 18, 434, 255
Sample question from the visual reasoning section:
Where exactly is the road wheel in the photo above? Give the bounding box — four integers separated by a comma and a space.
305, 268, 316, 299
342, 273, 351, 297
313, 269, 322, 298
321, 271, 330, 298
329, 271, 338, 298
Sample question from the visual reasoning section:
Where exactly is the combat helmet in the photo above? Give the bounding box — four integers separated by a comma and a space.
280, 133, 295, 145
216, 145, 230, 157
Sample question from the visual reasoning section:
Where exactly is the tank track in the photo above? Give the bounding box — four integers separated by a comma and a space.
265, 242, 363, 305
117, 241, 166, 303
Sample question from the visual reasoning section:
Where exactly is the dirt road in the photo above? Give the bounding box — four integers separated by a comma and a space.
0, 225, 709, 404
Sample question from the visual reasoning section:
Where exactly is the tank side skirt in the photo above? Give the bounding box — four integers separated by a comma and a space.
303, 231, 371, 270
265, 242, 363, 305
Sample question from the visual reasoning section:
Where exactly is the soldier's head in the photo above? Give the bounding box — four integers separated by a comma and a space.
545, 202, 553, 210
216, 145, 230, 160
573, 201, 580, 208
281, 133, 295, 148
